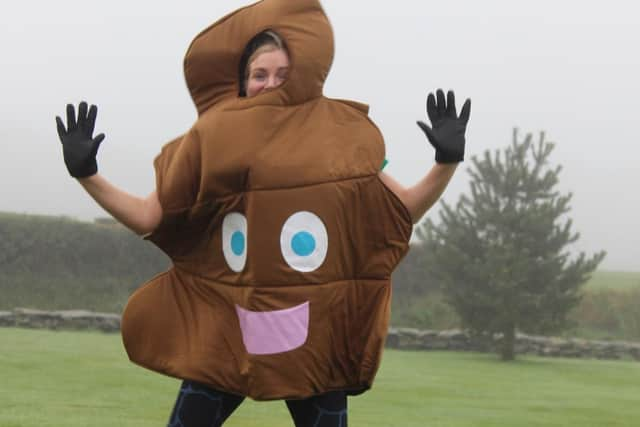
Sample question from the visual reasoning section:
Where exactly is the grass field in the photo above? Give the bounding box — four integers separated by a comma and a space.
584, 270, 640, 290
2, 328, 639, 427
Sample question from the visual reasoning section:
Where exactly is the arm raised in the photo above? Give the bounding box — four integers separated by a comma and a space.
379, 165, 457, 224
380, 89, 470, 224
56, 102, 162, 235
78, 175, 162, 236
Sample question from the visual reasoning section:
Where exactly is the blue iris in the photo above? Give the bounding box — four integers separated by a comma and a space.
291, 231, 316, 257
231, 231, 245, 256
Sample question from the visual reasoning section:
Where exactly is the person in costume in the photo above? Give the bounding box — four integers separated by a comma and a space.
55, 1, 470, 426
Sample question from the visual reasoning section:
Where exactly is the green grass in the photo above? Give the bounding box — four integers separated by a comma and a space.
585, 270, 640, 290
2, 328, 639, 426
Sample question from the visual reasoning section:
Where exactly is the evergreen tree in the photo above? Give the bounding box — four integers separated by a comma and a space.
417, 129, 605, 360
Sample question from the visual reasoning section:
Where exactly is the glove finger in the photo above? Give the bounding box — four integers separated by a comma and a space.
91, 134, 105, 157
417, 121, 441, 150
436, 89, 446, 116
87, 104, 98, 136
55, 116, 67, 141
66, 104, 77, 131
78, 101, 88, 131
426, 93, 438, 123
446, 90, 457, 117
459, 99, 472, 125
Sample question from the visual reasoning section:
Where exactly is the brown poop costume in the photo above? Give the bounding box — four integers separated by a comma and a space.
121, 0, 412, 401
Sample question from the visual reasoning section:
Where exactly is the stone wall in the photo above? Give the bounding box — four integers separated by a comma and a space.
386, 327, 640, 361
2, 308, 639, 361
0, 308, 120, 333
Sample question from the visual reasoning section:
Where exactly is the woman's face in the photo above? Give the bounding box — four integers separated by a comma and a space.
245, 48, 290, 98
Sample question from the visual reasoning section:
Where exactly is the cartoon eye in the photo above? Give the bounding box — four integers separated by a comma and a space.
222, 213, 248, 272
280, 211, 328, 272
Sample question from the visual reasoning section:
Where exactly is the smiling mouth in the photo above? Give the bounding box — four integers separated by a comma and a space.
235, 301, 309, 355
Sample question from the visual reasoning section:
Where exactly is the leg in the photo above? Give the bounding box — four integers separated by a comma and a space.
285, 391, 348, 427
167, 380, 245, 427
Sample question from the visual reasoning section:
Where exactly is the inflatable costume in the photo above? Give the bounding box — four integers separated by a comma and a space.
121, 0, 412, 401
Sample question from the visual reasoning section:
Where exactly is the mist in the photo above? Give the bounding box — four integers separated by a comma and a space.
0, 0, 638, 271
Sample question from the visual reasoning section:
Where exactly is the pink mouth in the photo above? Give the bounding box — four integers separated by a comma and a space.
235, 302, 309, 355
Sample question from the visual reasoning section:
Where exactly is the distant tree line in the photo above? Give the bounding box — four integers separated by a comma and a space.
0, 212, 168, 313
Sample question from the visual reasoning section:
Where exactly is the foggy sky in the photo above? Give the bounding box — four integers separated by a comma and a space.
1, 0, 638, 271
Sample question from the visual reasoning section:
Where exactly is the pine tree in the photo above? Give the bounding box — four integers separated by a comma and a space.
417, 129, 605, 360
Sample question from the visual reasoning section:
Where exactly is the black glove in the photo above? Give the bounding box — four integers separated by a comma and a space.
417, 89, 471, 163
55, 102, 105, 178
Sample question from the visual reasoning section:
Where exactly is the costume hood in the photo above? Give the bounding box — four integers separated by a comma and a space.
185, 0, 333, 114
121, 0, 412, 401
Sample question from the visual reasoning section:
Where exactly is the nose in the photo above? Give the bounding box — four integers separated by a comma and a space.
265, 76, 278, 89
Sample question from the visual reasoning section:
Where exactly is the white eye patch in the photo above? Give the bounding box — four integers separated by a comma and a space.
222, 212, 248, 272
280, 211, 328, 272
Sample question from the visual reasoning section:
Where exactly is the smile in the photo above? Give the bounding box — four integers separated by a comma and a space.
235, 301, 310, 355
